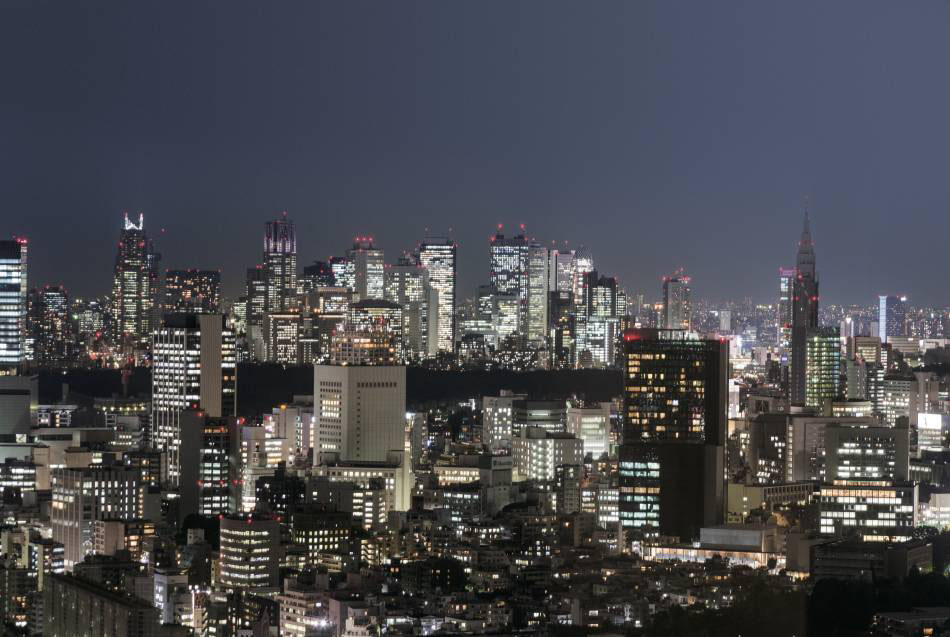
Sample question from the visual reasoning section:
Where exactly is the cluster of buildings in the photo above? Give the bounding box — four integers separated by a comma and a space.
0, 210, 949, 634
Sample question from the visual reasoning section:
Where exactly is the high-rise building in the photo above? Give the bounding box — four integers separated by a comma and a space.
490, 230, 529, 336
313, 364, 406, 462
51, 465, 145, 569
417, 237, 457, 353
548, 248, 575, 294
661, 273, 691, 330
619, 329, 727, 540
348, 238, 385, 301
264, 311, 301, 364
571, 249, 594, 312
566, 401, 611, 459
29, 285, 72, 368
576, 271, 621, 368
264, 214, 298, 313
111, 213, 159, 351
0, 238, 28, 370
777, 267, 795, 351
330, 300, 404, 366
218, 514, 280, 590
329, 255, 355, 292
512, 428, 583, 482
526, 243, 549, 345
164, 269, 221, 314
151, 314, 236, 486
178, 411, 241, 518
878, 295, 908, 343
300, 261, 334, 294
790, 211, 819, 406
805, 326, 841, 411
385, 258, 436, 360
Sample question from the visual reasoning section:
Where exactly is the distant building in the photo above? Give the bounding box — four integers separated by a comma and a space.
0, 238, 28, 369
661, 274, 690, 330
164, 269, 221, 313
878, 295, 907, 343
418, 237, 457, 352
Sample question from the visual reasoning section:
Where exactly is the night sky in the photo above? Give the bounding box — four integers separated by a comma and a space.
3, 1, 949, 306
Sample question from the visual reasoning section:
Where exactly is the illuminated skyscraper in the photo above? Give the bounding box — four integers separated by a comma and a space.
878, 295, 907, 343
348, 238, 385, 301
777, 267, 795, 351
805, 326, 841, 411
661, 273, 691, 330
571, 248, 594, 312
619, 329, 726, 540
300, 261, 334, 294
264, 214, 298, 312
164, 269, 221, 314
0, 238, 28, 369
151, 314, 236, 485
490, 230, 530, 338
548, 248, 575, 294
111, 213, 159, 350
329, 255, 355, 292
526, 243, 549, 344
790, 211, 819, 406
418, 237, 457, 353
385, 257, 437, 359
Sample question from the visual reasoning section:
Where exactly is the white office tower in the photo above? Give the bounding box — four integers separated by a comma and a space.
384, 258, 438, 360
526, 243, 549, 345
313, 365, 406, 462
512, 428, 583, 482
571, 249, 593, 311
0, 238, 28, 370
483, 392, 519, 452
417, 237, 457, 353
566, 401, 611, 459
549, 248, 575, 294
348, 238, 385, 301
151, 314, 236, 486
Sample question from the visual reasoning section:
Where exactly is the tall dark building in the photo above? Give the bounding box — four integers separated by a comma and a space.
790, 211, 818, 406
28, 285, 72, 368
619, 329, 727, 541
164, 269, 221, 314
301, 260, 335, 294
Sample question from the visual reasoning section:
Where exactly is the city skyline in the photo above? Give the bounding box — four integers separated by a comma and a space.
4, 2, 950, 305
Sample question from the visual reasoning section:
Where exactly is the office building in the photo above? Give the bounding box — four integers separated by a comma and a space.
571, 248, 594, 312
512, 428, 583, 482
300, 260, 334, 294
330, 300, 404, 365
418, 237, 457, 352
790, 211, 819, 406
28, 285, 72, 368
490, 231, 530, 337
164, 269, 221, 313
619, 329, 727, 540
218, 514, 280, 590
805, 326, 841, 411
313, 364, 406, 462
151, 314, 236, 486
111, 213, 159, 350
526, 243, 549, 344
566, 401, 611, 459
44, 574, 159, 637
178, 411, 241, 518
879, 295, 908, 343
348, 238, 385, 301
661, 273, 691, 330
264, 214, 298, 313
384, 258, 437, 360
51, 465, 145, 569
777, 267, 795, 351
0, 238, 28, 369
264, 310, 301, 364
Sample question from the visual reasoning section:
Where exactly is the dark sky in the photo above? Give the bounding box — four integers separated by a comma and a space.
3, 1, 949, 306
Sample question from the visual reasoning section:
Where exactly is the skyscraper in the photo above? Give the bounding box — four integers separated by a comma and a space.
619, 329, 726, 540
264, 214, 298, 313
777, 267, 795, 351
571, 248, 594, 312
151, 314, 236, 485
526, 243, 549, 345
418, 237, 457, 353
385, 257, 436, 359
300, 261, 334, 294
790, 211, 819, 406
111, 213, 159, 351
29, 285, 72, 368
805, 326, 841, 411
348, 238, 385, 301
164, 269, 221, 314
548, 248, 575, 294
0, 238, 28, 369
661, 273, 691, 330
490, 230, 530, 339
878, 295, 907, 343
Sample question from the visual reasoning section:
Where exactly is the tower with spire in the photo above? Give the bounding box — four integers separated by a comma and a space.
790, 210, 819, 406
